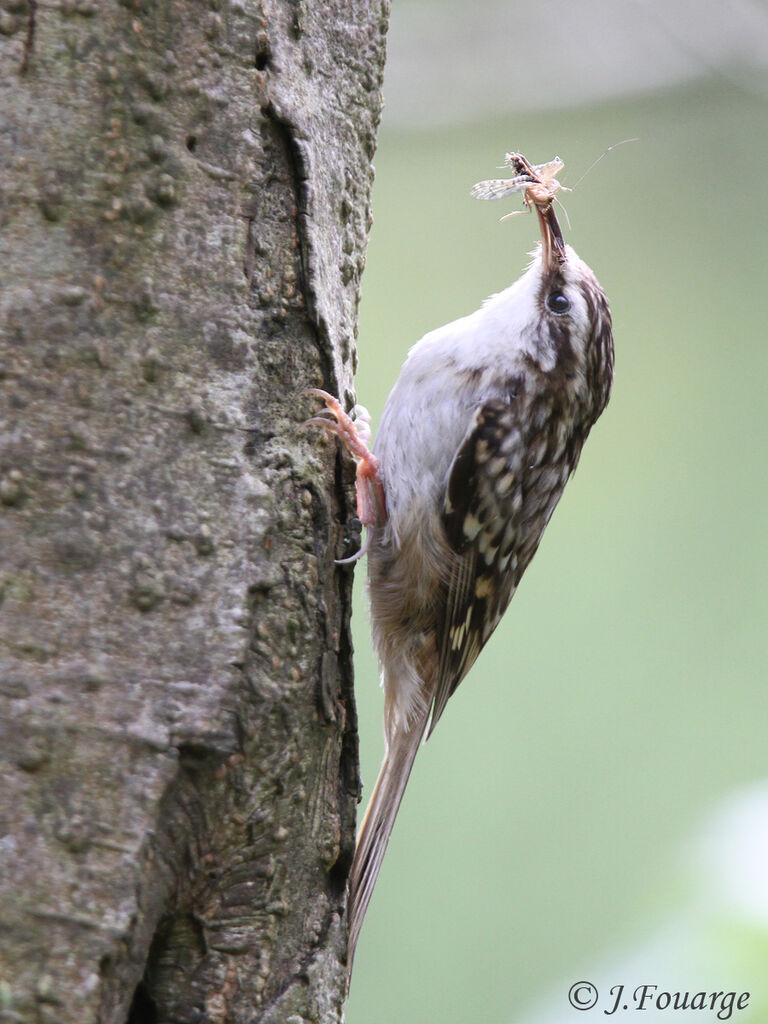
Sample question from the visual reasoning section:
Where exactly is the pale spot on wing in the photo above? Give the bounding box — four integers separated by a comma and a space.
450, 623, 465, 650
498, 551, 517, 573
463, 512, 482, 541
496, 472, 515, 496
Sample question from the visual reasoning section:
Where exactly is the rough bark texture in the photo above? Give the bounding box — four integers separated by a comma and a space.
0, 1, 387, 1021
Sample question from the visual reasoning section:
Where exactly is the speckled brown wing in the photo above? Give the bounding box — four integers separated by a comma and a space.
430, 399, 527, 732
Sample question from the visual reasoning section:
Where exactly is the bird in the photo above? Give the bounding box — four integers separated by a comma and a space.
307, 153, 615, 970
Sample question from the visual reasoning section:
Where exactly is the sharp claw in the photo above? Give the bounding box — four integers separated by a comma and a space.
303, 414, 360, 456
335, 533, 371, 565
304, 415, 344, 433
304, 386, 387, 532
304, 387, 342, 413
304, 389, 349, 434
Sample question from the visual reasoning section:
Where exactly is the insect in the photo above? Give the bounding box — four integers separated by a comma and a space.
470, 152, 570, 218
470, 151, 570, 267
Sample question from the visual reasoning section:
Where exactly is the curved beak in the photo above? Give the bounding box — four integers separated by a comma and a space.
536, 202, 567, 275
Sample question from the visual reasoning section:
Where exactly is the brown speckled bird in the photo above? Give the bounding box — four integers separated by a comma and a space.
309, 153, 614, 970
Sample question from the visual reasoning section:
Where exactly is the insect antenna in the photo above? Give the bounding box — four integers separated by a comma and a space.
567, 138, 639, 193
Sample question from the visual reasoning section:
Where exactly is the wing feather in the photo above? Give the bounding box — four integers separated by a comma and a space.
429, 399, 524, 733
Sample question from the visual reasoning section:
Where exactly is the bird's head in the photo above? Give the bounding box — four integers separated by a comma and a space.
520, 198, 614, 422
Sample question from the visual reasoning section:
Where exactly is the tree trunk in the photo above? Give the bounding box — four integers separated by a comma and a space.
0, 1, 387, 1020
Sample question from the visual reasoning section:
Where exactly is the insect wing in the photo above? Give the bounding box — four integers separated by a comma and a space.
470, 176, 528, 201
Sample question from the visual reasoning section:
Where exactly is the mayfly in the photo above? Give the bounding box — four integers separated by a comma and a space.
470, 152, 569, 220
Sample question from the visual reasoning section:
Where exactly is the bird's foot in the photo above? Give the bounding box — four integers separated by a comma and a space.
305, 390, 387, 551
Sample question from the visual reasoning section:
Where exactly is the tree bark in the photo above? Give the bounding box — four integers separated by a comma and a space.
0, 1, 387, 1021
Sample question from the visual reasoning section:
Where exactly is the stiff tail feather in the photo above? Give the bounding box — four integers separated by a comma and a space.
347, 701, 431, 969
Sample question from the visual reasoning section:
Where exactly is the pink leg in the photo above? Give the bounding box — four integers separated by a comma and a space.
305, 389, 387, 534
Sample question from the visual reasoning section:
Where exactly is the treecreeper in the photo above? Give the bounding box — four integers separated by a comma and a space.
308, 151, 615, 973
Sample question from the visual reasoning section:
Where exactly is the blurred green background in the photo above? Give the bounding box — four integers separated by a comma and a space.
345, 1, 768, 1021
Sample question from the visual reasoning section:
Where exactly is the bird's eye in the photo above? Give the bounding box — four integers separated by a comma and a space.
546, 291, 571, 315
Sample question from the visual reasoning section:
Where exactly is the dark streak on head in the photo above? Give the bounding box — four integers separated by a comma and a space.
531, 260, 615, 429
581, 277, 614, 418
503, 373, 524, 402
